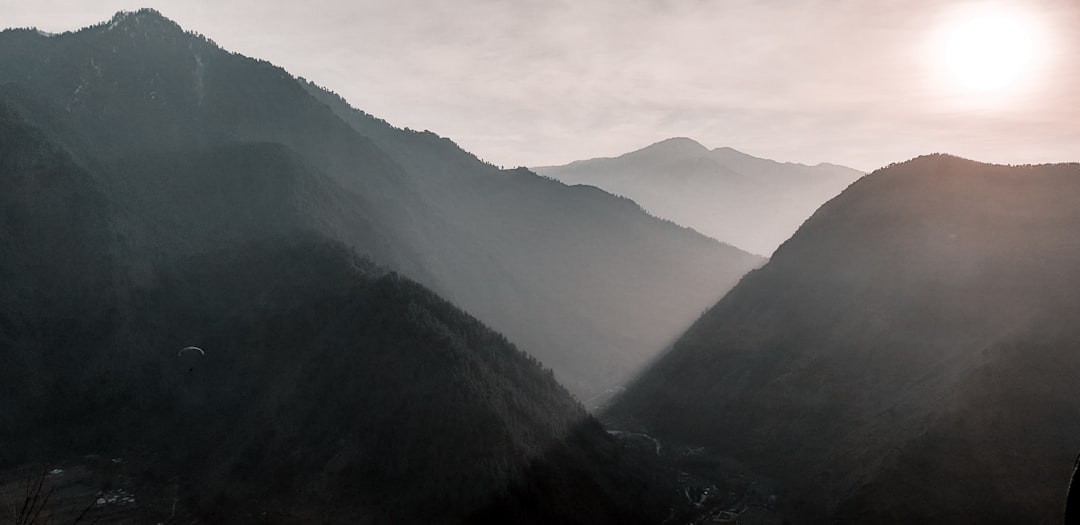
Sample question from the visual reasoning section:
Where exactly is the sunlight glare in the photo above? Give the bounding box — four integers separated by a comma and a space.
944, 14, 1033, 91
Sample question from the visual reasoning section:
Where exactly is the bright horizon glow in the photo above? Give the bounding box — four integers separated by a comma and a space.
944, 13, 1035, 91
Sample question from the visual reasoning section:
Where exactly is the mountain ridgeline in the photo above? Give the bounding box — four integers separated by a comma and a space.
535, 137, 863, 256
0, 10, 762, 402
0, 10, 682, 523
300, 88, 765, 399
609, 154, 1080, 523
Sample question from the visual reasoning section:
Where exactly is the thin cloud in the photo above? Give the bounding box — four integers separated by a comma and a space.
1, 0, 1077, 169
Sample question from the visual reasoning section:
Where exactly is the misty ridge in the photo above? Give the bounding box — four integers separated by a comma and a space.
535, 137, 863, 257
2, 6, 1080, 525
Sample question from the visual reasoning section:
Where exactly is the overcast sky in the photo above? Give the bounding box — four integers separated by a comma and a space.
3, 0, 1078, 171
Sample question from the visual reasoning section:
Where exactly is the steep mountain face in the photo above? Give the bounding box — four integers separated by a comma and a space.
0, 92, 667, 524
535, 137, 863, 256
0, 11, 430, 280
304, 85, 765, 399
610, 155, 1080, 523
0, 11, 763, 400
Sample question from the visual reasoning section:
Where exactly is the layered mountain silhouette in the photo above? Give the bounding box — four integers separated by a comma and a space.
0, 10, 683, 523
299, 90, 765, 399
0, 10, 761, 401
535, 137, 863, 255
610, 154, 1080, 523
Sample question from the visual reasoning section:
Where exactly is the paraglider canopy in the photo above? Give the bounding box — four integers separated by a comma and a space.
177, 346, 205, 357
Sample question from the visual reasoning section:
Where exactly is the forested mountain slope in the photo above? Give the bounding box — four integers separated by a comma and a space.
0, 10, 763, 399
611, 154, 1080, 523
0, 98, 668, 524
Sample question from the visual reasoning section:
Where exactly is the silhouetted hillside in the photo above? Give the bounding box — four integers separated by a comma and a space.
0, 10, 679, 523
536, 137, 862, 255
610, 154, 1080, 523
0, 10, 763, 401
0, 107, 668, 523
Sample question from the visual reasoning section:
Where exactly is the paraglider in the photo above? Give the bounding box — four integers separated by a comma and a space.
177, 346, 205, 357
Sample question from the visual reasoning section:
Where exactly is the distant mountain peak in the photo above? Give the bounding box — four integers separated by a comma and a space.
637, 137, 709, 156
534, 139, 863, 255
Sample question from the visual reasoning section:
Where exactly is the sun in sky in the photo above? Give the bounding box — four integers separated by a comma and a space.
941, 10, 1037, 92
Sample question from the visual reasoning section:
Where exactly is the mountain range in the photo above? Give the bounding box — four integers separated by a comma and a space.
0, 10, 763, 403
535, 137, 863, 256
609, 154, 1080, 523
0, 10, 692, 523
7, 8, 1076, 524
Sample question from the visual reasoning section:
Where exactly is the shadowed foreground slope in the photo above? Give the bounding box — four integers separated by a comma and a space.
611, 154, 1080, 523
0, 90, 669, 524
